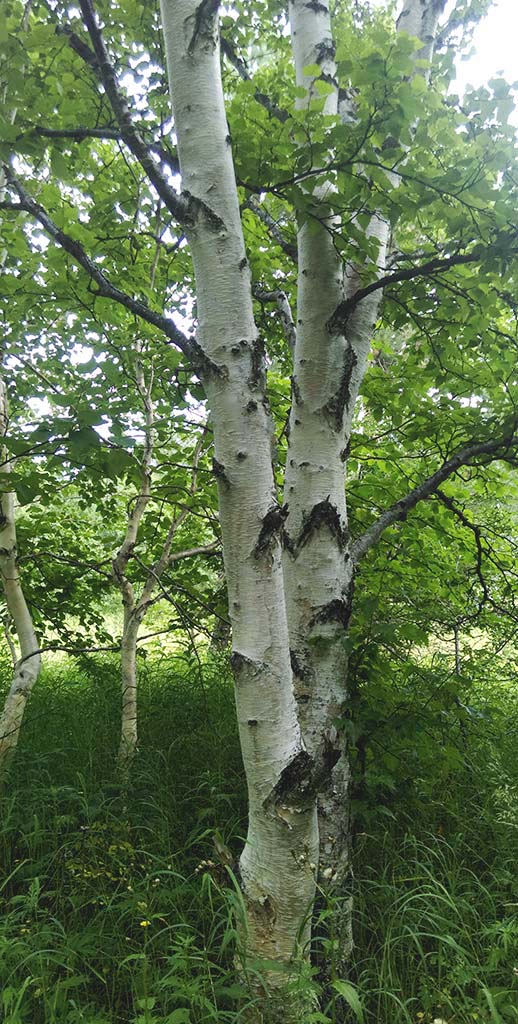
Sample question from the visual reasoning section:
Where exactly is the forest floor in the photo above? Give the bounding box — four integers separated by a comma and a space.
0, 654, 516, 1023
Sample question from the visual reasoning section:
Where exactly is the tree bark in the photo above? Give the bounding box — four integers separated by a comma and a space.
160, 2, 319, 1012
117, 582, 143, 769
284, 0, 447, 982
284, 0, 357, 973
113, 349, 154, 771
0, 378, 41, 770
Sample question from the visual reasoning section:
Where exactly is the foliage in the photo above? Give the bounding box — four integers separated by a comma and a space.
0, 651, 515, 1023
0, 0, 517, 1018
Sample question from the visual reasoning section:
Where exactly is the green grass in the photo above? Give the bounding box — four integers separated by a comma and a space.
0, 653, 516, 1023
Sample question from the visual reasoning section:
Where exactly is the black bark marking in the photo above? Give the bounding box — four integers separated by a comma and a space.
187, 0, 219, 55
291, 375, 302, 405
315, 39, 336, 63
231, 653, 270, 689
322, 346, 357, 431
266, 749, 315, 810
266, 742, 341, 812
230, 338, 247, 355
230, 650, 254, 675
321, 732, 342, 775
297, 498, 348, 551
305, 0, 329, 11
212, 457, 229, 485
340, 441, 350, 462
190, 339, 227, 380
311, 588, 354, 629
239, 256, 248, 270
282, 528, 295, 555
290, 648, 309, 681
248, 336, 266, 389
182, 189, 225, 232
246, 399, 258, 412
254, 504, 288, 559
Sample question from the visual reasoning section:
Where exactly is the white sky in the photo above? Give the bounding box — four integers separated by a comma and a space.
452, 0, 518, 93
371, 0, 517, 95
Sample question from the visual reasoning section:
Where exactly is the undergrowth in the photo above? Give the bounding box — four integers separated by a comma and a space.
0, 653, 516, 1023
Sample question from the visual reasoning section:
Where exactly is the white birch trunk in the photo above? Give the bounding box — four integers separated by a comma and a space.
117, 582, 143, 769
113, 351, 154, 770
0, 379, 41, 769
284, 2, 355, 966
159, 2, 319, 1009
284, 0, 446, 977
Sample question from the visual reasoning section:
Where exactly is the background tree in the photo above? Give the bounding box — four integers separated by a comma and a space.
0, 359, 41, 769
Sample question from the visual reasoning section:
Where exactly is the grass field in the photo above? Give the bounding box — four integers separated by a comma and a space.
0, 653, 516, 1023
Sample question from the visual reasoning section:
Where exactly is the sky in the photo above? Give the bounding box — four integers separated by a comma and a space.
451, 0, 518, 94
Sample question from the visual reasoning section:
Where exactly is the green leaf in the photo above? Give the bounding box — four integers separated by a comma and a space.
164, 1011, 191, 1024
331, 980, 364, 1022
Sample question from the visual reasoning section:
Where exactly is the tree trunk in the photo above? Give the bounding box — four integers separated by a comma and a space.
160, 3, 319, 1012
284, 0, 446, 982
0, 379, 41, 770
117, 598, 141, 770
284, 0, 356, 973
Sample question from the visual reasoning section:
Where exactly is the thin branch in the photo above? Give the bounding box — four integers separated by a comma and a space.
436, 488, 489, 611
253, 285, 296, 348
351, 431, 518, 563
328, 246, 489, 334
61, 2, 190, 223
113, 345, 155, 582
243, 195, 298, 262
139, 426, 213, 608
169, 541, 220, 562
2, 167, 193, 358
220, 36, 289, 123
18, 125, 180, 172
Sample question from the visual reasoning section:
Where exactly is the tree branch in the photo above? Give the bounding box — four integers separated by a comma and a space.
243, 195, 298, 261
2, 168, 194, 359
17, 125, 180, 172
327, 241, 517, 334
435, 488, 489, 611
113, 345, 155, 583
220, 36, 289, 123
351, 431, 518, 563
61, 2, 190, 224
253, 285, 296, 348
139, 426, 215, 608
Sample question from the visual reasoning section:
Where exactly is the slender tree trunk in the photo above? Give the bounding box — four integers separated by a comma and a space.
117, 587, 142, 769
160, 3, 319, 1013
284, 0, 356, 971
112, 348, 154, 770
0, 379, 41, 770
284, 0, 446, 981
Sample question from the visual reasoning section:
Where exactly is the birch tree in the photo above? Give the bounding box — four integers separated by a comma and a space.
111, 349, 218, 768
1, 0, 518, 1017
0, 365, 40, 770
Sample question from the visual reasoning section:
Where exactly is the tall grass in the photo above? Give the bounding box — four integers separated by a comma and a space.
0, 653, 516, 1023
